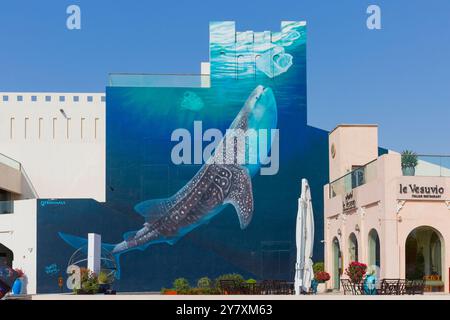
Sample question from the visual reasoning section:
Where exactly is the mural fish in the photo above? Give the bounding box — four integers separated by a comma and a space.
59, 85, 277, 278
180, 91, 204, 111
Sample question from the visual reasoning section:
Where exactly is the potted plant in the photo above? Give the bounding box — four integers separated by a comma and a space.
345, 261, 367, 284
401, 150, 418, 176
214, 273, 245, 294
97, 270, 113, 293
173, 277, 190, 294
74, 268, 99, 294
314, 271, 330, 293
197, 277, 212, 290
11, 268, 24, 295
161, 288, 178, 295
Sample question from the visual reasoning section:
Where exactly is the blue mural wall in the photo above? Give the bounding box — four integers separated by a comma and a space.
37, 21, 329, 293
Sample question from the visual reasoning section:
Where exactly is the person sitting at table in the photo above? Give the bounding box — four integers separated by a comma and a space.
363, 267, 378, 295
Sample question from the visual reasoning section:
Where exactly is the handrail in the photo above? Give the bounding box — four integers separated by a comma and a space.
109, 72, 210, 76
329, 158, 378, 199
329, 158, 377, 186
0, 152, 38, 199
0, 152, 21, 171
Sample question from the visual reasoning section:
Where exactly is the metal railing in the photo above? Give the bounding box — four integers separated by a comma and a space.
0, 152, 38, 215
0, 152, 21, 171
108, 73, 211, 88
329, 159, 378, 198
404, 155, 450, 177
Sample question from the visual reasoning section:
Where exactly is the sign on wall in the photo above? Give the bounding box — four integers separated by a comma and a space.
397, 177, 449, 201
342, 191, 357, 213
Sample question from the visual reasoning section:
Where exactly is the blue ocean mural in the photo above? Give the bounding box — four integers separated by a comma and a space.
36, 21, 329, 293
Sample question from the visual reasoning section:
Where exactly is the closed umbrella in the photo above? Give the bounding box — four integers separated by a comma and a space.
294, 179, 315, 294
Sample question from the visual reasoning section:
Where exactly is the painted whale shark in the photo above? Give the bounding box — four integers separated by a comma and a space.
59, 85, 277, 278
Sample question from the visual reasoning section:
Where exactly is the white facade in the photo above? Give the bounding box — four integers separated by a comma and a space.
0, 92, 106, 294
0, 92, 106, 201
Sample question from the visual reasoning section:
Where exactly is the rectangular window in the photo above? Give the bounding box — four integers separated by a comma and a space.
24, 117, 29, 139
101, 96, 106, 102
59, 96, 65, 102
87, 96, 93, 102
0, 189, 13, 214
81, 117, 85, 139
66, 118, 71, 139
94, 118, 99, 139
17, 95, 23, 102
39, 118, 43, 139
45, 96, 52, 102
10, 118, 14, 139
31, 95, 37, 102
73, 96, 79, 102
52, 118, 57, 139
2, 95, 8, 102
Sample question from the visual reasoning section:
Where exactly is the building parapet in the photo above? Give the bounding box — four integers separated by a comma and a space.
0, 93, 105, 104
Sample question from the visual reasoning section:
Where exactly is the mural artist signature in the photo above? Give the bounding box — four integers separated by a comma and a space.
45, 264, 60, 275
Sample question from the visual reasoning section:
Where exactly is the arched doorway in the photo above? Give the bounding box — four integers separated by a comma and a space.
368, 229, 380, 268
348, 233, 359, 262
405, 226, 444, 292
332, 237, 342, 289
0, 243, 13, 268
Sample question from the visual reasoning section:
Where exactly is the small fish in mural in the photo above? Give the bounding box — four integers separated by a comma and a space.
275, 30, 301, 46
256, 46, 293, 78
59, 85, 278, 279
180, 91, 204, 111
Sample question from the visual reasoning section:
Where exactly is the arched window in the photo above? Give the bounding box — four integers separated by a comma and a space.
368, 229, 380, 268
348, 233, 358, 262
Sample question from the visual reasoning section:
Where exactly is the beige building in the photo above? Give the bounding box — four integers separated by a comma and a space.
324, 124, 450, 293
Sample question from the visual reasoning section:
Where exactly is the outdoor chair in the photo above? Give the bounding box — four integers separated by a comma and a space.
397, 279, 408, 295
379, 279, 400, 295
353, 282, 365, 295
219, 280, 241, 294
405, 280, 425, 295
259, 280, 274, 295
340, 279, 355, 295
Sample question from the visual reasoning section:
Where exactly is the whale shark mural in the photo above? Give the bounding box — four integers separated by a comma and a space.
36, 21, 331, 293
58, 85, 278, 278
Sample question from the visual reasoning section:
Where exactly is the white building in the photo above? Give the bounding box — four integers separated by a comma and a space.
0, 92, 105, 294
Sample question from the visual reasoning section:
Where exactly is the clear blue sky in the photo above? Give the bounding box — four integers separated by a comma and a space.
1, 0, 450, 154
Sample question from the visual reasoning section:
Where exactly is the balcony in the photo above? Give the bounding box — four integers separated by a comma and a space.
108, 73, 211, 88
329, 159, 377, 198
0, 153, 21, 171
403, 155, 450, 177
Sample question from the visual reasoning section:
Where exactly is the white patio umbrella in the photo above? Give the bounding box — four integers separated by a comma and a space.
294, 178, 315, 295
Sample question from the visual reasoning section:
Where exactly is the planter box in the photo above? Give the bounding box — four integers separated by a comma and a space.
163, 290, 178, 295
317, 283, 327, 294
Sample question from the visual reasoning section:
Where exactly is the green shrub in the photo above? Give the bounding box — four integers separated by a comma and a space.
74, 268, 100, 294
98, 270, 112, 284
313, 262, 325, 275
197, 277, 212, 289
214, 273, 245, 289
173, 278, 190, 292
246, 278, 257, 284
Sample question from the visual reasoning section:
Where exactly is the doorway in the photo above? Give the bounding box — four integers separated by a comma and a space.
332, 237, 341, 289
405, 226, 444, 292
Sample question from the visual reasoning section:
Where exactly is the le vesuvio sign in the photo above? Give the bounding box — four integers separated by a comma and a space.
342, 190, 357, 213
398, 182, 447, 200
